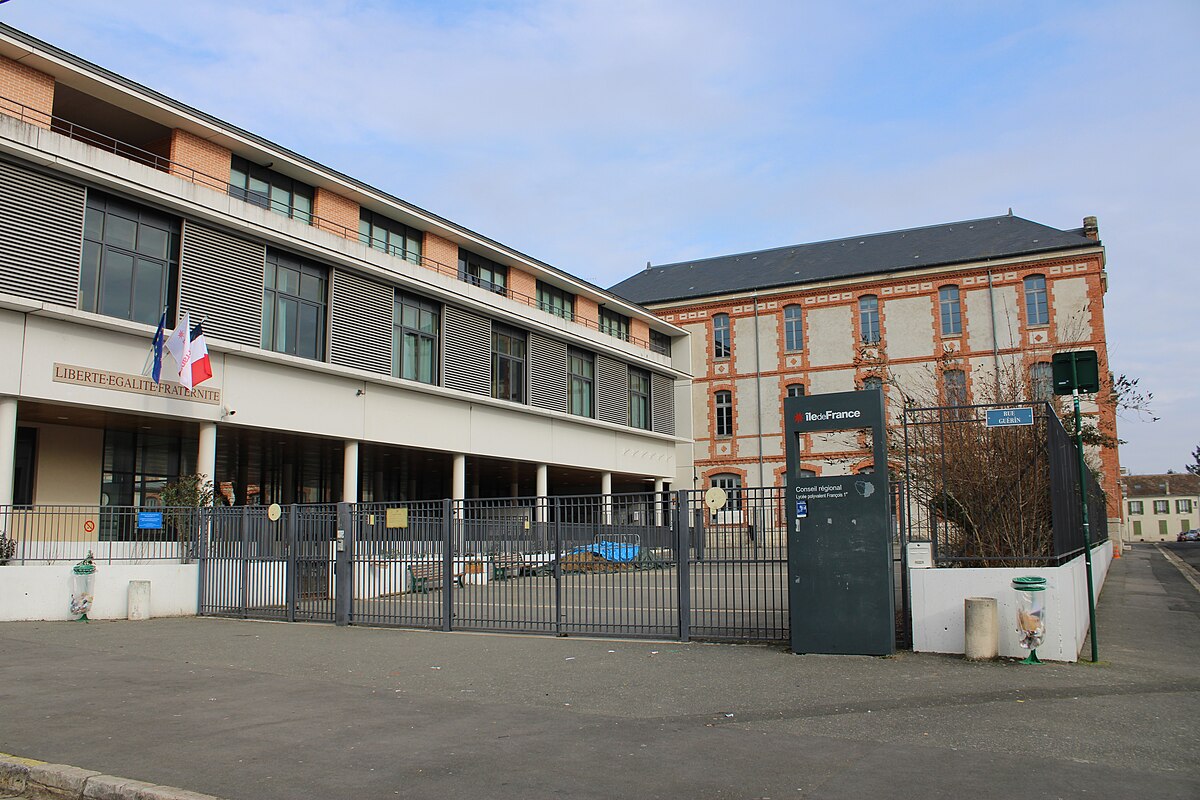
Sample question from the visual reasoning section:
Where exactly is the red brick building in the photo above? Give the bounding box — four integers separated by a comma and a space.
610, 213, 1121, 529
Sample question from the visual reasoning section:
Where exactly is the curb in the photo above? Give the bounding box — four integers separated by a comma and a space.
0, 755, 226, 800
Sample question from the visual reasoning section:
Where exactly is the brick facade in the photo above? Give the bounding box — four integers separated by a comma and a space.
422, 231, 458, 275
575, 296, 599, 328
0, 54, 54, 129
313, 188, 360, 240
508, 268, 536, 303
168, 129, 231, 191
631, 318, 650, 346
655, 249, 1122, 518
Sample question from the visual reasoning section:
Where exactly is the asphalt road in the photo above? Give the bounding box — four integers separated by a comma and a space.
1162, 540, 1200, 572
1, 543, 1197, 800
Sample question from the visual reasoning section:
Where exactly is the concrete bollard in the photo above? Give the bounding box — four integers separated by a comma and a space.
127, 580, 151, 621
964, 596, 998, 660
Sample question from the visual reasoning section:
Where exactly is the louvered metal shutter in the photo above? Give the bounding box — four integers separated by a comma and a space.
651, 373, 675, 435
0, 159, 84, 306
442, 306, 491, 395
179, 221, 266, 347
330, 269, 392, 375
596, 355, 628, 426
529, 334, 567, 412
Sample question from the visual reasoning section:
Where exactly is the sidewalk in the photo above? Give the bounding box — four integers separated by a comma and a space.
1, 543, 1197, 799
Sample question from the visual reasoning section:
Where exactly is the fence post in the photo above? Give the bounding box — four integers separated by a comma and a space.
286, 506, 297, 623
441, 498, 453, 632
554, 497, 563, 637
240, 505, 250, 618
196, 507, 209, 615
676, 490, 691, 643
335, 502, 352, 626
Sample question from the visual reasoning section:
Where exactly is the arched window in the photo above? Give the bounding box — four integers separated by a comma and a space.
710, 473, 742, 511
859, 295, 880, 343
944, 369, 967, 406
715, 390, 733, 437
939, 285, 962, 336
713, 313, 731, 359
1030, 362, 1053, 402
1024, 275, 1048, 325
784, 305, 804, 351
786, 383, 805, 398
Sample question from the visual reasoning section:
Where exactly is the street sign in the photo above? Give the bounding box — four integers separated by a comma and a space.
985, 407, 1034, 428
1052, 350, 1099, 395
795, 500, 808, 518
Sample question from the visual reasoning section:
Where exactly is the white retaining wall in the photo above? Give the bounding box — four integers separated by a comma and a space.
910, 543, 1113, 662
0, 564, 199, 621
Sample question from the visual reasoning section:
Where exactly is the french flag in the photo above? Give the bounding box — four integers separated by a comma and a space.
187, 321, 214, 390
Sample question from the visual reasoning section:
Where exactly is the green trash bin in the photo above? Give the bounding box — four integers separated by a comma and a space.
1013, 576, 1047, 664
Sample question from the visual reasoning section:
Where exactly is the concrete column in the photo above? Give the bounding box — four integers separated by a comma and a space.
0, 396, 15, 509
197, 422, 217, 506
536, 463, 548, 523
452, 454, 466, 501
343, 440, 359, 504
601, 472, 613, 525
654, 478, 665, 527
964, 597, 999, 660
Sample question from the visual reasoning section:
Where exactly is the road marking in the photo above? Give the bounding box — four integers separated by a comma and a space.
1156, 545, 1200, 594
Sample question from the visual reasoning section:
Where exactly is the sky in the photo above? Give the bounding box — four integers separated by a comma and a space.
2, 0, 1196, 473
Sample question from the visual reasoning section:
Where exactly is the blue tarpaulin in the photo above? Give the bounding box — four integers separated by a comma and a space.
572, 541, 640, 563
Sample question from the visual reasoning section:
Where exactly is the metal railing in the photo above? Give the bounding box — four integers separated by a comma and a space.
0, 94, 661, 355
0, 505, 203, 564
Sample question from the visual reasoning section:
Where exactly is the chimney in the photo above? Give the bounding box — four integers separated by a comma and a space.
1083, 215, 1099, 240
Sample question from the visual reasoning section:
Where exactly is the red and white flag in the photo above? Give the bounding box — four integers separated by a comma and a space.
188, 321, 214, 389
164, 312, 192, 386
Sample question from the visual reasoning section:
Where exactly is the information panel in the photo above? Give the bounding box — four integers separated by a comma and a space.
785, 389, 894, 656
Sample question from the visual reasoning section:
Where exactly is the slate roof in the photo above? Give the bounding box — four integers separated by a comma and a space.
1121, 474, 1200, 498
609, 214, 1099, 305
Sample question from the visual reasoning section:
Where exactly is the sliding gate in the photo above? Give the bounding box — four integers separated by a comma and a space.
197, 491, 793, 642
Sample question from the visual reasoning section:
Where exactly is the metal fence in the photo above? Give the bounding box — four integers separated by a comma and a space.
901, 402, 1108, 567
0, 505, 204, 564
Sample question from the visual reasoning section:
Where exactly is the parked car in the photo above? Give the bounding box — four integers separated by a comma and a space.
1177, 530, 1200, 542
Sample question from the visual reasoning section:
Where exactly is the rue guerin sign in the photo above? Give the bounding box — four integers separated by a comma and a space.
52, 363, 221, 405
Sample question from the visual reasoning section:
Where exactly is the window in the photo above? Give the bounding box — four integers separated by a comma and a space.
229, 155, 313, 223
1031, 362, 1054, 402
459, 250, 507, 295
629, 368, 651, 430
1024, 275, 1049, 325
786, 384, 805, 398
13, 427, 36, 506
710, 473, 742, 512
713, 314, 731, 359
359, 210, 421, 265
863, 376, 883, 392
537, 282, 574, 321
393, 291, 439, 384
944, 370, 967, 405
650, 329, 671, 356
80, 192, 179, 326
599, 307, 630, 340
784, 305, 804, 351
101, 429, 196, 510
262, 250, 327, 360
1128, 501, 1143, 515
939, 286, 962, 336
859, 296, 880, 343
715, 390, 733, 437
1178, 499, 1194, 514
1153, 500, 1169, 514
491, 325, 525, 403
568, 348, 594, 418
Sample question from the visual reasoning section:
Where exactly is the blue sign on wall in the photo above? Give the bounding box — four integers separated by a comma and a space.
137, 511, 164, 530
795, 500, 808, 518
985, 407, 1035, 428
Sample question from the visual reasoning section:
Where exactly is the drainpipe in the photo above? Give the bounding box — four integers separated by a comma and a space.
753, 289, 764, 487
987, 268, 1001, 393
